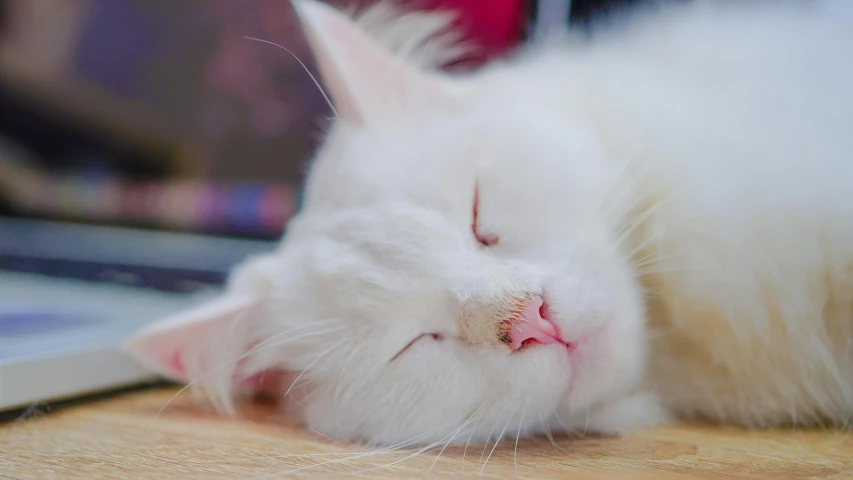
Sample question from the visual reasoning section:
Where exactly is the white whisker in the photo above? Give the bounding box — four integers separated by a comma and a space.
478, 404, 507, 466
462, 403, 489, 463
513, 403, 527, 473
543, 421, 566, 452
352, 431, 459, 475
426, 416, 477, 475
283, 340, 346, 403
332, 347, 359, 437
244, 37, 339, 117
480, 408, 517, 475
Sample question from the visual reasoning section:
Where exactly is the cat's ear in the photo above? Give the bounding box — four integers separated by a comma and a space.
292, 0, 458, 125
123, 255, 278, 383
123, 292, 260, 382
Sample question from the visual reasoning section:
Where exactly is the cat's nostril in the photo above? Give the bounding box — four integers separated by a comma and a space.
539, 300, 551, 321
507, 295, 562, 351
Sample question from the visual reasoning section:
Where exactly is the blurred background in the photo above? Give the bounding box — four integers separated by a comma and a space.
0, 0, 635, 242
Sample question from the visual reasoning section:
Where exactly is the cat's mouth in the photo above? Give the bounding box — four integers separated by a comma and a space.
516, 337, 575, 353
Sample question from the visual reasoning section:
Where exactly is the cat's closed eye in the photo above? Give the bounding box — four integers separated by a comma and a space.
472, 186, 499, 247
389, 333, 444, 363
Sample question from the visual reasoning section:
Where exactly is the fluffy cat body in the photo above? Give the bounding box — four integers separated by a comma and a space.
128, 0, 853, 446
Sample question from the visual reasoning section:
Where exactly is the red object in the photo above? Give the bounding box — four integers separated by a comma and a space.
421, 0, 527, 65
336, 0, 527, 66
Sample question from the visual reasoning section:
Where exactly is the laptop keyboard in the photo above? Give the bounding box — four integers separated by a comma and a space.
0, 221, 264, 411
0, 270, 210, 359
0, 217, 277, 293
0, 254, 226, 293
0, 307, 103, 336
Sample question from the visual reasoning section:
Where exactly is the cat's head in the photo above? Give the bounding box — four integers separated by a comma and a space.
127, 0, 648, 446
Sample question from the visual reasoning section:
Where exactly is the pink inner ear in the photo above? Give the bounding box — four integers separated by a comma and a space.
124, 293, 258, 382
166, 350, 186, 377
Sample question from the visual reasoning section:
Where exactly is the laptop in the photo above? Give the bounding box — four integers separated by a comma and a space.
0, 0, 313, 412
0, 218, 275, 411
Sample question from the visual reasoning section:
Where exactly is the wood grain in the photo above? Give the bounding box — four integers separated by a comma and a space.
1, 386, 851, 479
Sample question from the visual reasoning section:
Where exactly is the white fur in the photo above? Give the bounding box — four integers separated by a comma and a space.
127, 0, 853, 446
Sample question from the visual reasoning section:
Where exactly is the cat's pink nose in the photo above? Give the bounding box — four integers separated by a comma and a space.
508, 296, 561, 350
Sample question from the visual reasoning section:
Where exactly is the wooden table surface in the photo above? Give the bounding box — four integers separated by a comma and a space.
1, 385, 851, 479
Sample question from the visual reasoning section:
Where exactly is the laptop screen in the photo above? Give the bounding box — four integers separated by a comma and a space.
0, 0, 334, 239
0, 0, 535, 241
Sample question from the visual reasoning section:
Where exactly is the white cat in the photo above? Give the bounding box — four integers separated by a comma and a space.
127, 0, 853, 446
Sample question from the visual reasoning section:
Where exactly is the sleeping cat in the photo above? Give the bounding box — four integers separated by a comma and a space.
127, 0, 853, 446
